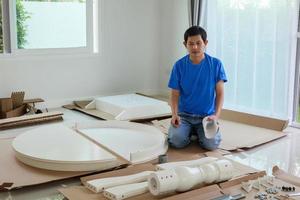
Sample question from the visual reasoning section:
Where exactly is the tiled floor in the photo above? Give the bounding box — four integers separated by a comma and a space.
1, 108, 300, 200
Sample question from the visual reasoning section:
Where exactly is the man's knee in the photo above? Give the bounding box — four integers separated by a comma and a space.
168, 127, 190, 148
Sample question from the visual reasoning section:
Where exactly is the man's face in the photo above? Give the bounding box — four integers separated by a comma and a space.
184, 35, 207, 57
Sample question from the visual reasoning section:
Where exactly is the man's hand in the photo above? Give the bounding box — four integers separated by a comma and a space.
171, 115, 181, 128
207, 114, 218, 121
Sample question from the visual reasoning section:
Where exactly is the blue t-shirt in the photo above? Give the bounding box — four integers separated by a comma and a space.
168, 53, 227, 116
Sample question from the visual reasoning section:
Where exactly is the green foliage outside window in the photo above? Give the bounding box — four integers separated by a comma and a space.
16, 0, 30, 49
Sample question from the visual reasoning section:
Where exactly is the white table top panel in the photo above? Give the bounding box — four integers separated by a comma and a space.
78, 121, 167, 163
79, 128, 161, 161
12, 124, 116, 163
95, 94, 167, 108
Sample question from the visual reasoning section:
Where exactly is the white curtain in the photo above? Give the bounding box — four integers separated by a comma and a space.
205, 0, 299, 119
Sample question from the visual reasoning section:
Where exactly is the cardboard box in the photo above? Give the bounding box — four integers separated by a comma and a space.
0, 98, 13, 113
2, 104, 27, 119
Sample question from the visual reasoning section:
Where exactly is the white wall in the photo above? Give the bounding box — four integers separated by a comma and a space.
0, 0, 162, 107
158, 0, 189, 95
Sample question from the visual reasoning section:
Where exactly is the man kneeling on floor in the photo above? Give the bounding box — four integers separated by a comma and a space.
168, 26, 227, 150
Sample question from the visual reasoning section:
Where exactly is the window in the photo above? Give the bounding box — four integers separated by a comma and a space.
0, 0, 97, 55
205, 0, 299, 119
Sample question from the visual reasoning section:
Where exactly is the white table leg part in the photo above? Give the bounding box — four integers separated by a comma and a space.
103, 182, 148, 200
148, 159, 234, 196
86, 171, 153, 193
155, 157, 218, 170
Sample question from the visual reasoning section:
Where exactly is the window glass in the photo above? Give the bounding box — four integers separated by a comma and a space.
206, 0, 298, 119
16, 0, 86, 49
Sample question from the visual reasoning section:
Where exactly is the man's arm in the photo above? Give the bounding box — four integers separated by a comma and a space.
214, 80, 225, 119
170, 89, 180, 127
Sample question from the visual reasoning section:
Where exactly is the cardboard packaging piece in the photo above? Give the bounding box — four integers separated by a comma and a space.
272, 165, 300, 187
152, 117, 287, 151
220, 109, 289, 131
0, 98, 13, 113
2, 104, 27, 119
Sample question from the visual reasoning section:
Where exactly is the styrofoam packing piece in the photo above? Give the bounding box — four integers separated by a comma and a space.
252, 180, 260, 190
241, 181, 253, 193
155, 157, 218, 170
103, 182, 148, 200
148, 159, 234, 196
241, 175, 275, 193
115, 104, 171, 121
85, 94, 171, 120
84, 100, 96, 109
86, 171, 153, 193
202, 116, 219, 139
95, 94, 168, 115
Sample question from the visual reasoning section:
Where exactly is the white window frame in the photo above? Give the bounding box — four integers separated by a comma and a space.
1, 0, 98, 57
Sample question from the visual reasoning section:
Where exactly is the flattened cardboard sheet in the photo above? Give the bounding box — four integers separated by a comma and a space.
0, 138, 126, 190
272, 165, 300, 187
59, 184, 223, 200
220, 109, 289, 131
138, 93, 289, 131
23, 98, 44, 104
0, 111, 64, 130
218, 119, 287, 151
162, 184, 223, 200
152, 118, 287, 151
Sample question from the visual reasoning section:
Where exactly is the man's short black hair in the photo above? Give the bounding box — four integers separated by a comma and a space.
184, 26, 207, 43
